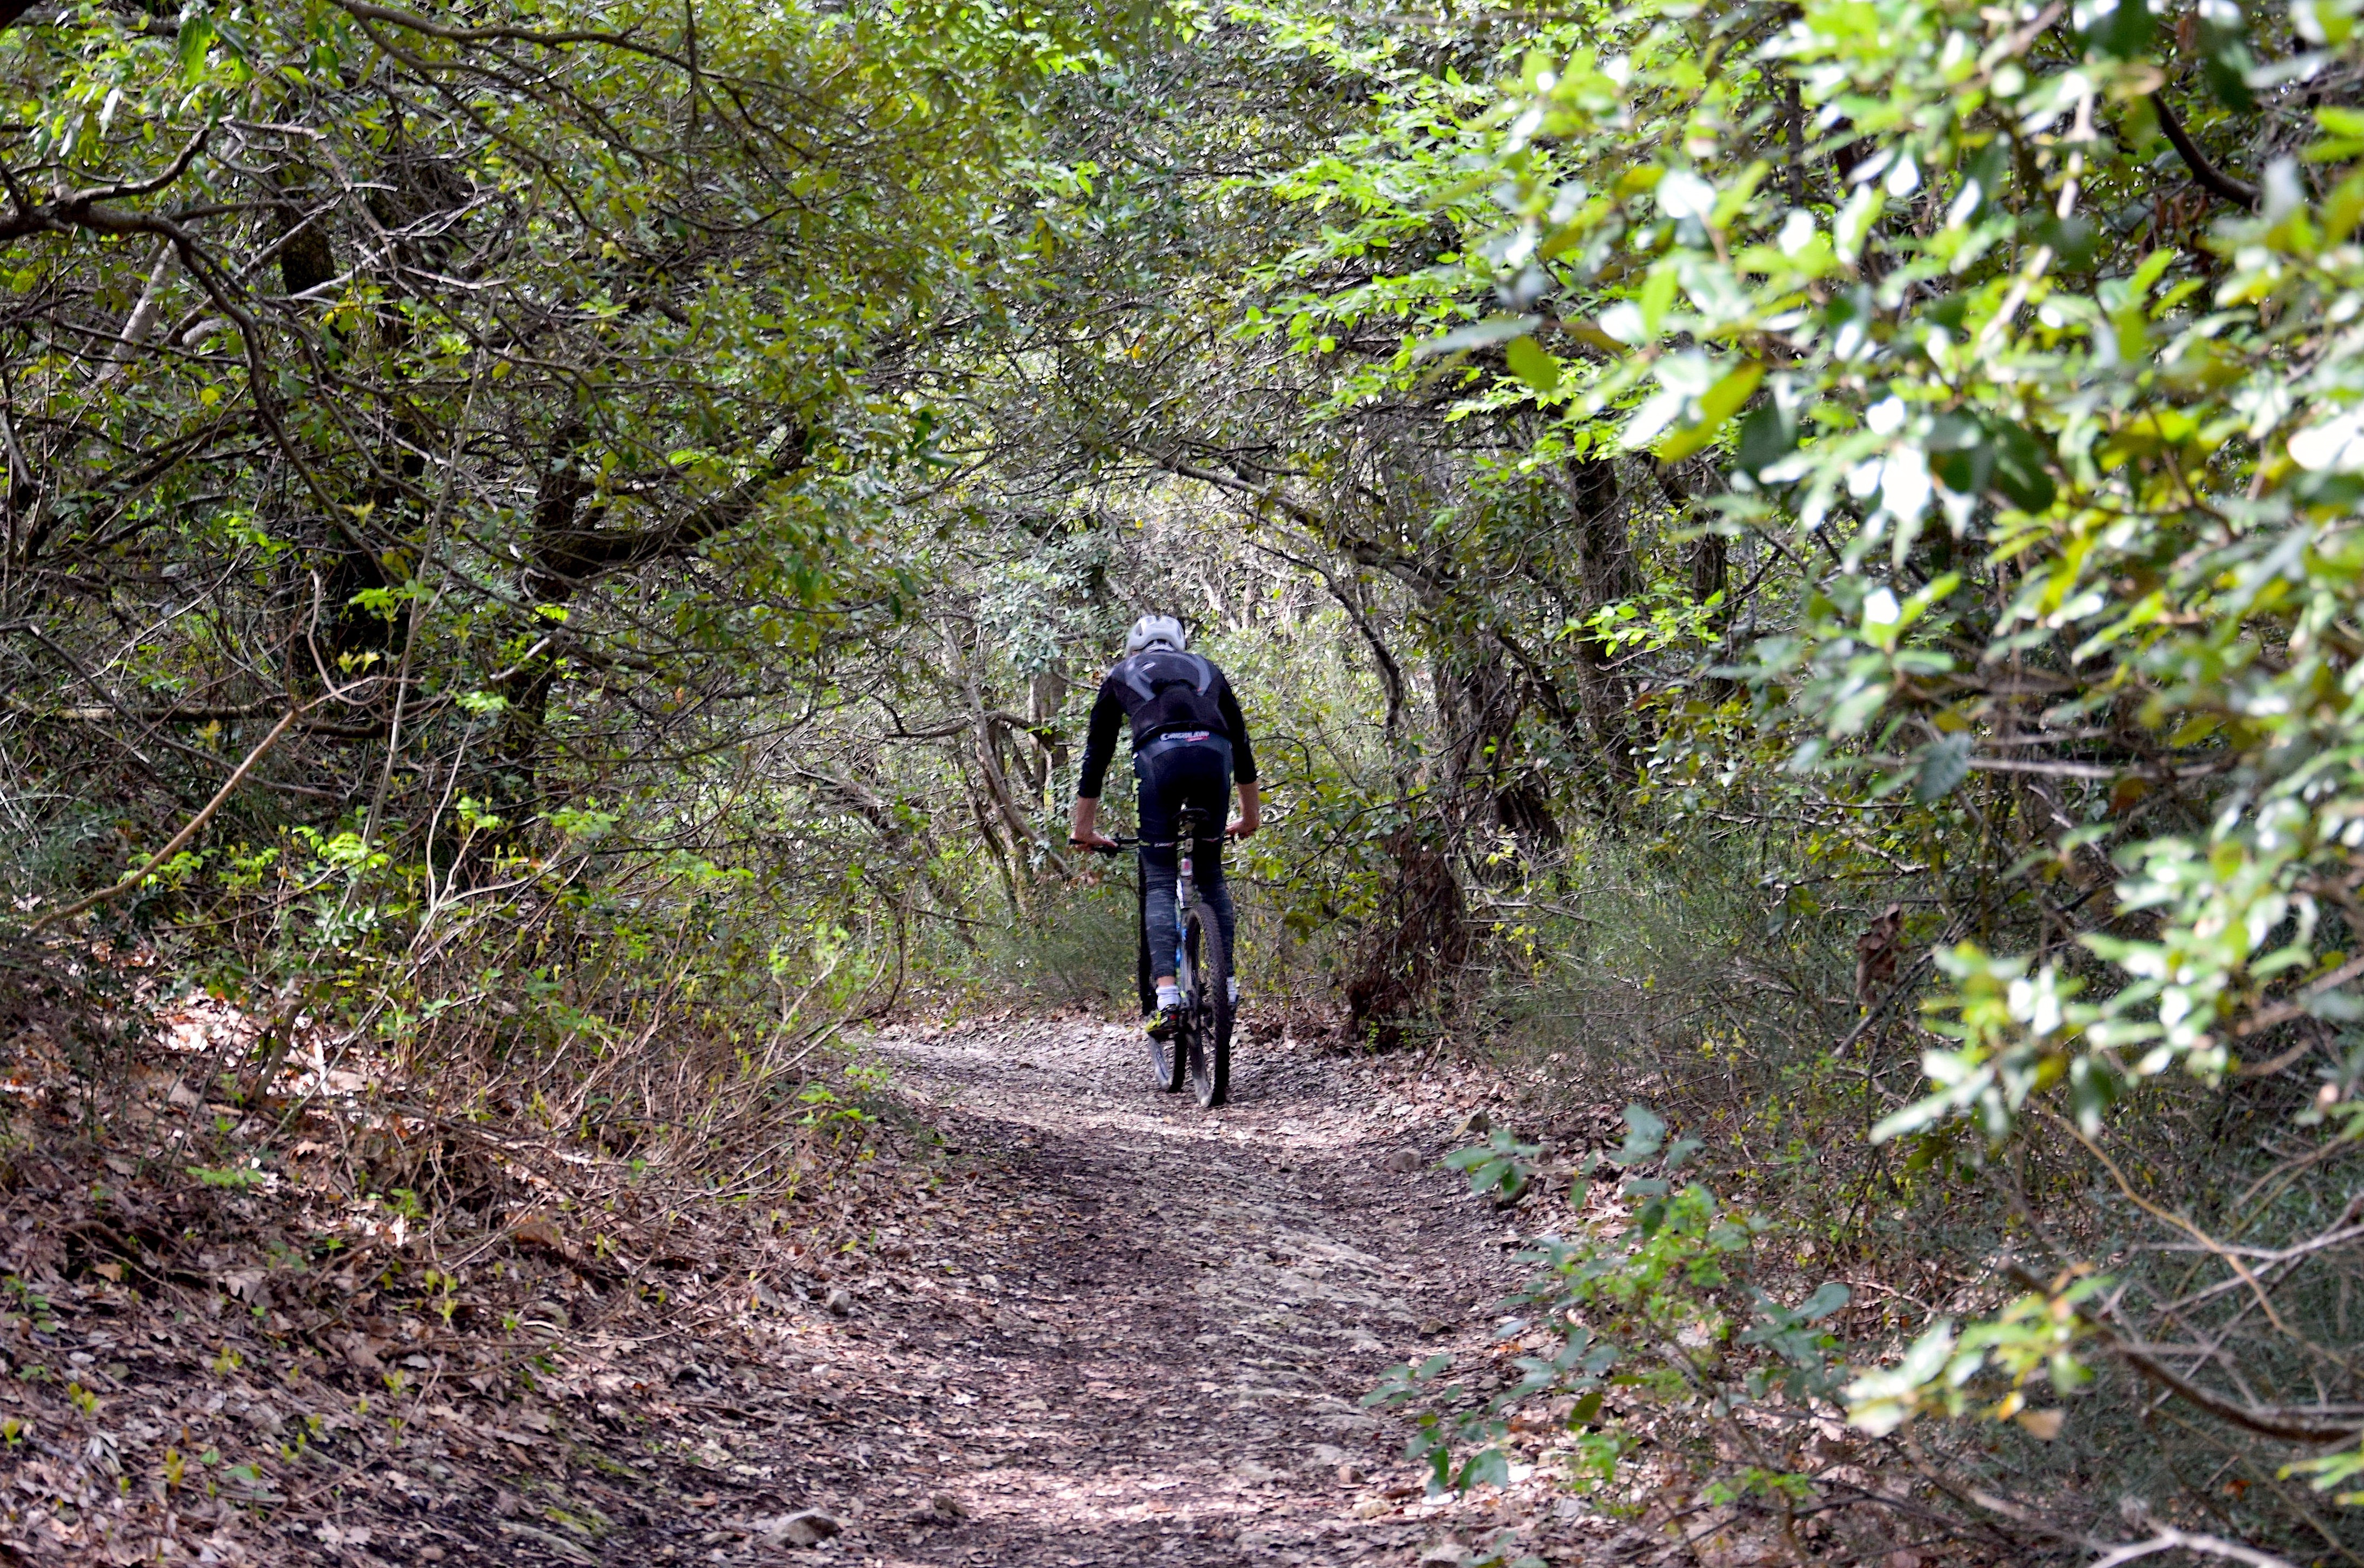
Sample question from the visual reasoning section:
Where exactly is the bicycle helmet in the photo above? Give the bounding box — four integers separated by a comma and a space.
1124, 613, 1186, 655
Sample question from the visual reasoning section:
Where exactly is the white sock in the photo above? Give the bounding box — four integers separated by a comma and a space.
1227, 977, 1240, 1003
1156, 983, 1181, 1010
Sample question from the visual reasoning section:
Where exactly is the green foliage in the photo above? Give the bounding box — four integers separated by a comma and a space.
1445, 1127, 1542, 1202
1845, 1271, 2101, 1438
984, 873, 1140, 1004
1256, 0, 2364, 1140
1224, 0, 2364, 1542
17, 0, 2364, 1549
1379, 1110, 1851, 1510
3, 1276, 58, 1337
2287, 1439, 2364, 1505
186, 1165, 268, 1190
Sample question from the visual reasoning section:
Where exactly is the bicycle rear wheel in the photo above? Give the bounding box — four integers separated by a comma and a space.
1180, 899, 1232, 1108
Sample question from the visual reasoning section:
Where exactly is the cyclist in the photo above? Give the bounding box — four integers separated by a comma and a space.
1068, 614, 1260, 1040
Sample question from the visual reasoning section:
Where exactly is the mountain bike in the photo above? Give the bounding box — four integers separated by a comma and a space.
1087, 806, 1233, 1108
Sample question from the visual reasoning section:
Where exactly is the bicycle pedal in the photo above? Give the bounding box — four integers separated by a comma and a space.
1145, 1007, 1181, 1041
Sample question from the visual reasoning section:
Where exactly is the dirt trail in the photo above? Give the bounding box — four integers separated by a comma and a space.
770, 1015, 1568, 1568
2, 1010, 1624, 1568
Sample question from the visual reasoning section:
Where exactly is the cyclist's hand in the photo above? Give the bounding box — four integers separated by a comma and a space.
1070, 829, 1120, 853
1227, 815, 1259, 840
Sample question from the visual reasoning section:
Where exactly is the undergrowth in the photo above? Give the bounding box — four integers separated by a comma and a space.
0, 906, 936, 1563
1361, 829, 2364, 1565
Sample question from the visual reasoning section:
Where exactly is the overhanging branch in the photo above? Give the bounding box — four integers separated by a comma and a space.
527, 440, 807, 597
2152, 93, 2258, 210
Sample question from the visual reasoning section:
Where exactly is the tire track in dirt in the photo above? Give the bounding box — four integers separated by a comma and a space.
796, 1016, 1542, 1568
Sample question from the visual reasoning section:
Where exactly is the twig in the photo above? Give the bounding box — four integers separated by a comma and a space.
2004, 1257, 2364, 1443
2230, 951, 2364, 1042
1835, 949, 1936, 1057
2042, 1110, 2306, 1344
28, 708, 297, 932
2088, 1527, 2295, 1568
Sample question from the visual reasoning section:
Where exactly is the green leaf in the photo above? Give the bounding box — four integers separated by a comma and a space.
1931, 413, 2052, 508
1658, 361, 1763, 460
1925, 292, 1973, 333
1916, 734, 1973, 802
2032, 213, 2099, 271
1505, 334, 1560, 393
2085, 0, 2153, 58
1417, 314, 1540, 359
1637, 267, 1678, 336
1735, 398, 1797, 478
1951, 142, 2008, 226
2068, 1053, 2123, 1133
1989, 421, 2057, 511
1618, 1104, 1665, 1162
179, 14, 217, 83
1456, 1446, 1511, 1492
188, 1165, 265, 1189
2282, 1439, 2364, 1495
1927, 412, 1991, 496
2203, 9, 2258, 111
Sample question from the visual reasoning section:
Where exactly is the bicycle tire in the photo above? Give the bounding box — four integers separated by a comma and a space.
1181, 899, 1232, 1108
1146, 1021, 1186, 1094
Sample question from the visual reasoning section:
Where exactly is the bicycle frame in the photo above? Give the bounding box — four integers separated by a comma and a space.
1075, 808, 1232, 1107
1087, 807, 1217, 984
1170, 806, 1210, 994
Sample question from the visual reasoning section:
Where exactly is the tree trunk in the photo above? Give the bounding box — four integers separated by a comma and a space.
1558, 457, 1640, 800
1433, 645, 1558, 853
1029, 667, 1067, 810
1344, 826, 1470, 1050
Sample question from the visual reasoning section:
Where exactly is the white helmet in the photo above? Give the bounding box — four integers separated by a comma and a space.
1125, 613, 1186, 655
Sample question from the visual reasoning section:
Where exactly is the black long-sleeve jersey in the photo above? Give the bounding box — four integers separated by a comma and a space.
1075, 649, 1258, 799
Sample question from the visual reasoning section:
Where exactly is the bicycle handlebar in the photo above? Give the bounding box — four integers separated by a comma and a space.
1070, 827, 1237, 855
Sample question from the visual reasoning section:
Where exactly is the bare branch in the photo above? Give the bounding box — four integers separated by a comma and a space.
2152, 92, 2259, 210
29, 709, 298, 933
2088, 1527, 2298, 1568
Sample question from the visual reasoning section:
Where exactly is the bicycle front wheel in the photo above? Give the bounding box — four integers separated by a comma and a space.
1181, 899, 1232, 1108
1146, 1012, 1186, 1094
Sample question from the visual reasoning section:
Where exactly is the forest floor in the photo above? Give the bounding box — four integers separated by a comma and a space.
3, 1008, 1657, 1567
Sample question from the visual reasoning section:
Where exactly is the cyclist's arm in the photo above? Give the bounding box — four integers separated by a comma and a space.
1071, 680, 1125, 847
1074, 680, 1125, 801
1216, 676, 1258, 788
1217, 674, 1259, 839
